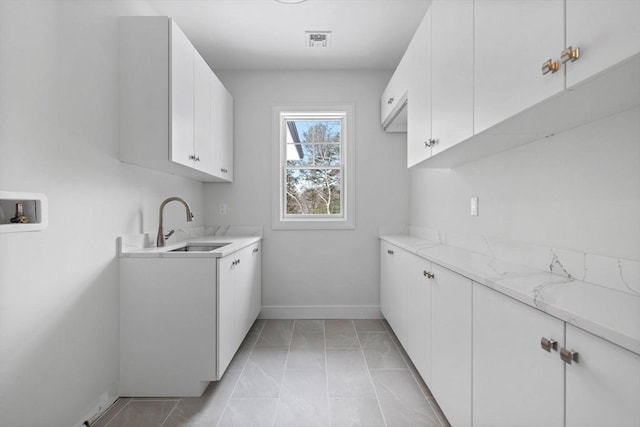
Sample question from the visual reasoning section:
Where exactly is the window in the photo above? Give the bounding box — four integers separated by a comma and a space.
273, 105, 355, 229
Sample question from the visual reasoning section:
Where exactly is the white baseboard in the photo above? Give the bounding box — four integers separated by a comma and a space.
259, 305, 382, 319
74, 392, 118, 427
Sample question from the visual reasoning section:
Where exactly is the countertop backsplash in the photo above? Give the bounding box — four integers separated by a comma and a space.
118, 225, 264, 253
408, 226, 639, 297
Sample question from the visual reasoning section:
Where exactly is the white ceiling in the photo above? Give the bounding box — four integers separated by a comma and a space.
142, 0, 430, 71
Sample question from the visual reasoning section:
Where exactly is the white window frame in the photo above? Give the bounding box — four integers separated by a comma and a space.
272, 104, 355, 230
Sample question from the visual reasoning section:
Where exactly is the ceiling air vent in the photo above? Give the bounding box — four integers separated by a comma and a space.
306, 31, 332, 48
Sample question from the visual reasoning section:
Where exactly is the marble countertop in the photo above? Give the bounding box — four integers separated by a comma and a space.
118, 235, 262, 259
380, 234, 640, 355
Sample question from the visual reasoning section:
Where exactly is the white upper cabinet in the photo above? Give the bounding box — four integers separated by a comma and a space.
430, 0, 474, 157
565, 0, 640, 88
406, 7, 432, 167
474, 0, 565, 135
120, 17, 233, 182
170, 20, 196, 169
385, 0, 639, 168
381, 53, 410, 132
210, 72, 234, 180
193, 51, 215, 175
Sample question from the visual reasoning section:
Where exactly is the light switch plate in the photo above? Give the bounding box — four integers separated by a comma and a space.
470, 197, 479, 216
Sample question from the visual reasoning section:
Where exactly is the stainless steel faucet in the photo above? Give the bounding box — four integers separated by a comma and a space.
156, 197, 194, 247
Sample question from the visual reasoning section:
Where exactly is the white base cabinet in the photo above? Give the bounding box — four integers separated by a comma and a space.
565, 324, 640, 427
218, 242, 261, 375
119, 242, 261, 397
430, 264, 472, 427
380, 242, 472, 426
380, 241, 412, 347
380, 239, 640, 427
473, 283, 565, 427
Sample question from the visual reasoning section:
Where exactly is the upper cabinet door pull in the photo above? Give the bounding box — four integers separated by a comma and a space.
561, 46, 580, 64
542, 59, 560, 75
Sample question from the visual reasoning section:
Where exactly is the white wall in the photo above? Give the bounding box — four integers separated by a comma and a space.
205, 70, 410, 317
0, 2, 204, 426
411, 107, 640, 261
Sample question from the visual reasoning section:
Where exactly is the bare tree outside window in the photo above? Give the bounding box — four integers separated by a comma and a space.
284, 120, 343, 216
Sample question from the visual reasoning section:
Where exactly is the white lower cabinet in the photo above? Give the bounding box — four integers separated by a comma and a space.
380, 241, 409, 346
565, 324, 640, 427
380, 242, 472, 425
430, 264, 472, 427
380, 241, 640, 427
119, 241, 261, 397
405, 256, 432, 383
473, 283, 565, 427
217, 241, 262, 376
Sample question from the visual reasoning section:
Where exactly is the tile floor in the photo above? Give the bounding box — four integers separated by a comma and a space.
95, 319, 450, 427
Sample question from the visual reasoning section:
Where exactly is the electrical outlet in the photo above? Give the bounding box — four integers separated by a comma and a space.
219, 203, 227, 215
470, 197, 479, 216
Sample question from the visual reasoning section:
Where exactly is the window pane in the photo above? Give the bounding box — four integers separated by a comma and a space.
285, 168, 341, 215
315, 143, 341, 166
301, 121, 341, 143
286, 143, 314, 166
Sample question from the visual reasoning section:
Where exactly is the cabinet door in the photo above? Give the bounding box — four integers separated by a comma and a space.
381, 54, 410, 132
248, 242, 262, 322
430, 266, 472, 427
406, 7, 432, 167
406, 257, 431, 384
234, 246, 254, 345
217, 254, 235, 378
210, 73, 234, 181
565, 324, 640, 427
194, 52, 214, 175
473, 283, 564, 427
566, 0, 640, 88
474, 0, 565, 134
430, 0, 473, 157
380, 242, 408, 346
170, 19, 195, 168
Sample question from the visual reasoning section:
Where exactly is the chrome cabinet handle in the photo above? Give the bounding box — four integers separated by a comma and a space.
387, 97, 394, 105
253, 247, 259, 253
560, 347, 579, 364
387, 249, 394, 255
561, 46, 580, 64
189, 154, 201, 161
423, 270, 435, 279
541, 337, 558, 352
542, 59, 559, 75
425, 138, 439, 148
221, 168, 228, 173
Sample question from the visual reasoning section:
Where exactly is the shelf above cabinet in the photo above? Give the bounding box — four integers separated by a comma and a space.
414, 53, 640, 169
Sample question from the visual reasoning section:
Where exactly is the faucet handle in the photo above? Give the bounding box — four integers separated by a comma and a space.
164, 229, 175, 240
